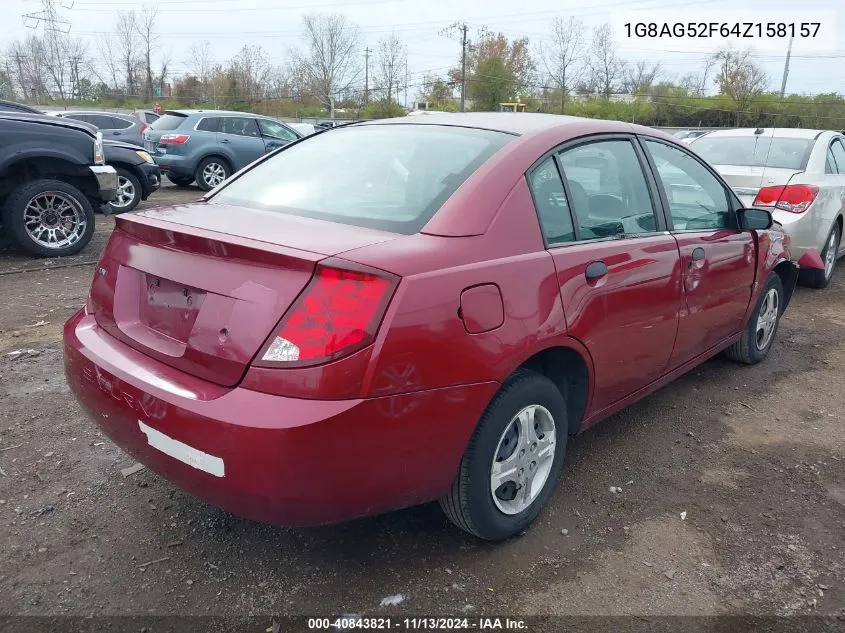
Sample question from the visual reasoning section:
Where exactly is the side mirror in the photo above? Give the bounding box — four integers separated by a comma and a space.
738, 208, 774, 230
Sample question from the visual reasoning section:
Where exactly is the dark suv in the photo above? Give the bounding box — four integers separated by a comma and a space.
0, 113, 118, 256
143, 110, 302, 190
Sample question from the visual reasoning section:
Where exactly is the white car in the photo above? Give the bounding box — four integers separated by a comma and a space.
288, 122, 316, 136
691, 128, 845, 288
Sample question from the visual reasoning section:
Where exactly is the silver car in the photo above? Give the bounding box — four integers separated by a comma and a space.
691, 128, 845, 288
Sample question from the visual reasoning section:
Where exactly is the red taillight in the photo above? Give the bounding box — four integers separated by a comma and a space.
159, 133, 191, 145
753, 184, 819, 214
258, 261, 398, 367
139, 122, 148, 135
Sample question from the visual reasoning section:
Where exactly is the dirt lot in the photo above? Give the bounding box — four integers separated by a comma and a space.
1, 183, 844, 624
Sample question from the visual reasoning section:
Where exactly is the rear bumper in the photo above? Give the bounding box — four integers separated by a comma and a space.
153, 155, 195, 179
63, 310, 496, 527
773, 209, 830, 259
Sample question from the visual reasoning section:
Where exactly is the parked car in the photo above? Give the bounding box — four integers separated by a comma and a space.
65, 113, 799, 541
0, 99, 44, 114
50, 110, 148, 147
143, 110, 303, 191
102, 139, 162, 214
673, 129, 708, 144
288, 122, 316, 136
691, 128, 845, 288
0, 112, 117, 256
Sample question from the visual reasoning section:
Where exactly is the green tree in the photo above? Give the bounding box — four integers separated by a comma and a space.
470, 57, 516, 111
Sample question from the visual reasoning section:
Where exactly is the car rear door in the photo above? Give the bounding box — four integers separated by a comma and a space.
529, 136, 683, 414
640, 137, 755, 369
217, 116, 266, 170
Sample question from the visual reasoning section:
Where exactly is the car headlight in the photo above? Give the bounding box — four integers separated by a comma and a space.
94, 132, 105, 165
135, 150, 154, 164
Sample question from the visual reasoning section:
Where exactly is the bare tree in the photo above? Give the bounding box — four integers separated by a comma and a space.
266, 65, 293, 100
377, 32, 407, 103
622, 59, 662, 95
114, 11, 139, 96
136, 5, 159, 100
589, 23, 625, 99
7, 36, 50, 101
229, 45, 271, 103
712, 47, 768, 120
188, 41, 213, 100
541, 16, 584, 113
292, 13, 362, 111
98, 35, 124, 93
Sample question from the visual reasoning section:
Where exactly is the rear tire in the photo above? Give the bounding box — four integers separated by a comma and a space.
799, 224, 840, 289
195, 157, 231, 191
1, 179, 95, 257
724, 272, 784, 365
439, 370, 568, 541
167, 175, 194, 188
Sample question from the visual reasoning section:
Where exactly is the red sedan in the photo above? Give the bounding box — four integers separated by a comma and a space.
65, 113, 799, 541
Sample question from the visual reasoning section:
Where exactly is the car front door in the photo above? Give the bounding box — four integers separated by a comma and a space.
217, 117, 266, 170
529, 137, 683, 415
257, 118, 300, 153
641, 138, 756, 369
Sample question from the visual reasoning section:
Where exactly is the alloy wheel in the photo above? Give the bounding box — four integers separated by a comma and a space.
23, 191, 88, 251
111, 175, 136, 210
202, 162, 227, 188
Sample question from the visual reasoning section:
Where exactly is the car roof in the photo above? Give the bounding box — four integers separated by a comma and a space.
55, 110, 135, 118
359, 112, 657, 137
700, 127, 825, 140
167, 109, 281, 120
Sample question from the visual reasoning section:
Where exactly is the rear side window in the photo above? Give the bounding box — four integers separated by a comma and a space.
196, 117, 221, 132
221, 117, 260, 137
557, 140, 658, 238
528, 157, 574, 245
109, 116, 134, 130
693, 136, 814, 170
87, 114, 118, 129
826, 147, 838, 174
830, 139, 845, 175
211, 124, 512, 234
151, 113, 188, 131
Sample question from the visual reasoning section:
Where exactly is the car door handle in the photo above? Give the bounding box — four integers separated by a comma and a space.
220, 139, 230, 144
585, 261, 608, 280
691, 247, 705, 262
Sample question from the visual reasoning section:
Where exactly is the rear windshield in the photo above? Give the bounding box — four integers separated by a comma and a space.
150, 113, 188, 131
210, 124, 513, 234
692, 136, 814, 170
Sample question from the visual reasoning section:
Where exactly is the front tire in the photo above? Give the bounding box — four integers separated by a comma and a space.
106, 168, 142, 214
440, 370, 568, 541
800, 224, 840, 289
1, 179, 95, 257
724, 272, 784, 365
195, 157, 231, 191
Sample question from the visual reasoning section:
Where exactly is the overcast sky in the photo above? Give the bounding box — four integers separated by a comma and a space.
1, 0, 842, 101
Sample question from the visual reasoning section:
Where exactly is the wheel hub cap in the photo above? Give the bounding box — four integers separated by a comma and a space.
112, 176, 136, 209
490, 404, 556, 515
755, 288, 780, 351
203, 163, 226, 187
824, 231, 838, 279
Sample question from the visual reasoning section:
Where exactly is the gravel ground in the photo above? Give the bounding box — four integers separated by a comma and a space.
0, 183, 844, 624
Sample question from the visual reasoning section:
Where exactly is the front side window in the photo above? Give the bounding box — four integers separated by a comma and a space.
258, 119, 299, 141
557, 139, 657, 239
221, 117, 260, 137
211, 124, 512, 235
110, 116, 134, 130
528, 157, 574, 245
644, 139, 733, 231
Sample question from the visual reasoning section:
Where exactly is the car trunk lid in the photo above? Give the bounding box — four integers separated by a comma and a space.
713, 165, 804, 206
88, 202, 401, 386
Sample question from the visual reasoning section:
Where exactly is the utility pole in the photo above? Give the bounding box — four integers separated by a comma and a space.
364, 46, 371, 106
404, 64, 409, 109
460, 24, 468, 112
779, 35, 793, 98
